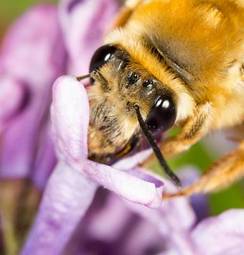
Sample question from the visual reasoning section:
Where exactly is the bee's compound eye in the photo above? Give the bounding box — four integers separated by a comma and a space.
146, 95, 176, 132
89, 45, 117, 73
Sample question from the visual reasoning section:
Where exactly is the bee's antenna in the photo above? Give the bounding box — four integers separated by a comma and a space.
76, 74, 90, 81
134, 105, 181, 187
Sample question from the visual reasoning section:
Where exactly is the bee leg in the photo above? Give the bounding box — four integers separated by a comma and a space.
112, 0, 143, 28
164, 141, 244, 199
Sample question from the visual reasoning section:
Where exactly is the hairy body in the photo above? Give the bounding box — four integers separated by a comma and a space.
87, 0, 244, 196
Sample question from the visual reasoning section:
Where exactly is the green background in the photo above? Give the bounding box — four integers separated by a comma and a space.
0, 0, 243, 215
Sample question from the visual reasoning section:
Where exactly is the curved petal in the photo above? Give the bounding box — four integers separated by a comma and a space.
59, 0, 120, 75
21, 162, 97, 255
85, 161, 163, 208
51, 76, 89, 165
113, 149, 152, 171
192, 209, 244, 255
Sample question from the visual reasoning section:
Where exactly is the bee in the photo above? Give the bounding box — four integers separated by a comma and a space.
78, 0, 244, 196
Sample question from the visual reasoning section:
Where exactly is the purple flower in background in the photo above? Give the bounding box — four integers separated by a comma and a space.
0, 0, 244, 255
0, 4, 65, 188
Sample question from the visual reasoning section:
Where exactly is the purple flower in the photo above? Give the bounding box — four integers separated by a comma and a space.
0, 4, 65, 188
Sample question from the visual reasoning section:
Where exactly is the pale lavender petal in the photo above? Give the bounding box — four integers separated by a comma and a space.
113, 149, 152, 171
51, 76, 89, 165
0, 5, 65, 86
192, 209, 244, 255
85, 161, 163, 208
0, 95, 50, 179
0, 75, 25, 131
123, 173, 197, 254
59, 0, 120, 75
64, 190, 164, 255
22, 162, 97, 255
32, 124, 57, 190
127, 167, 163, 188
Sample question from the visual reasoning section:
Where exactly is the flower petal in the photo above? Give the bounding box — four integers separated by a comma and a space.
0, 75, 25, 131
51, 76, 89, 165
0, 4, 65, 180
113, 149, 152, 171
87, 192, 133, 242
192, 209, 244, 255
59, 0, 120, 75
22, 162, 97, 255
32, 124, 57, 190
85, 161, 163, 208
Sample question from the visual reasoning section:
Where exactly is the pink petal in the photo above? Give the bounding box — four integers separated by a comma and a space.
51, 76, 89, 166
22, 162, 97, 255
59, 0, 120, 75
85, 161, 163, 208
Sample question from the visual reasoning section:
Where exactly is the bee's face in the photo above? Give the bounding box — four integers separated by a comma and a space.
88, 45, 177, 162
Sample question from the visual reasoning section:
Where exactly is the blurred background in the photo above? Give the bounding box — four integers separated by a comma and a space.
0, 0, 243, 216
0, 1, 57, 38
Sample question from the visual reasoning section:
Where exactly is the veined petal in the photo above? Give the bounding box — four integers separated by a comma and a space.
21, 162, 97, 255
51, 76, 89, 165
59, 0, 120, 75
85, 161, 163, 208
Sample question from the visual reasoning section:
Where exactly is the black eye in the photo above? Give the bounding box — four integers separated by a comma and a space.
146, 94, 176, 132
89, 44, 117, 73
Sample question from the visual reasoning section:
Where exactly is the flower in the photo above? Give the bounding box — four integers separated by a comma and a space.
0, 4, 64, 188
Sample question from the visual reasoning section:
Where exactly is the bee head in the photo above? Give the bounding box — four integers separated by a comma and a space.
87, 44, 181, 185
89, 44, 177, 135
